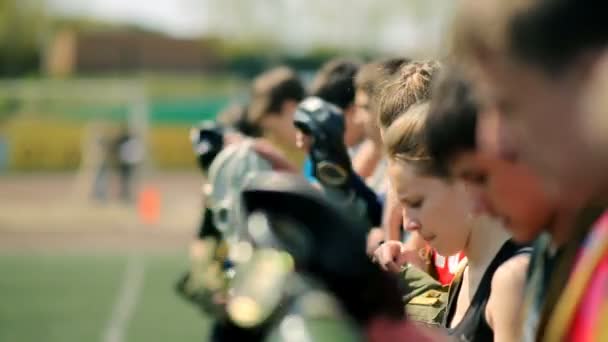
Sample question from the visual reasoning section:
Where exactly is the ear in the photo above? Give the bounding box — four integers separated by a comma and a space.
567, 50, 604, 84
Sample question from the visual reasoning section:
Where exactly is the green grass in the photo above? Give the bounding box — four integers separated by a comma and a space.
126, 253, 211, 341
0, 251, 210, 342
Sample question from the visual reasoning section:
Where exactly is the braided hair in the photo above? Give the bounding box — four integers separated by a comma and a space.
377, 61, 441, 130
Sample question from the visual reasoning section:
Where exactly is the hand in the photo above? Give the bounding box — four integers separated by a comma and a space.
372, 240, 422, 273
366, 228, 385, 257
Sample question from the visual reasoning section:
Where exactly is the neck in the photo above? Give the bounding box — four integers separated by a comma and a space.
593, 180, 608, 206
463, 216, 510, 292
547, 205, 578, 249
550, 200, 607, 249
548, 175, 608, 248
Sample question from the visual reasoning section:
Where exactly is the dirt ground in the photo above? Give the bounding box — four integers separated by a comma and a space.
0, 171, 204, 252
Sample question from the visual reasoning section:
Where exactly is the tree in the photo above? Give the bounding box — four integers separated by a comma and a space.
0, 0, 47, 76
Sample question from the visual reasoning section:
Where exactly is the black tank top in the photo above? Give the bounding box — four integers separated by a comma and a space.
444, 240, 530, 342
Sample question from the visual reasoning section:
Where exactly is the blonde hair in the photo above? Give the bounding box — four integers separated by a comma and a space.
378, 61, 440, 130
383, 102, 435, 174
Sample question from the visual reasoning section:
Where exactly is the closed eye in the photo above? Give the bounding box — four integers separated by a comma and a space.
462, 171, 487, 185
405, 199, 423, 209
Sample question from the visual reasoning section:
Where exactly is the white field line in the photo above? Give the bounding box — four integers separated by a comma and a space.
102, 254, 146, 342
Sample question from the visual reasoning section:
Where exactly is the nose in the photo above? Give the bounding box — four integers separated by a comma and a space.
496, 126, 519, 163
403, 210, 422, 233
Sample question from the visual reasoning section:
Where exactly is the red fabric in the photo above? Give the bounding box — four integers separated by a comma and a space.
367, 317, 445, 342
433, 250, 466, 285
566, 212, 608, 341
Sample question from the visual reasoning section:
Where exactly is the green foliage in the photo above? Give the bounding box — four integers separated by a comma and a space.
0, 97, 20, 124
0, 0, 46, 76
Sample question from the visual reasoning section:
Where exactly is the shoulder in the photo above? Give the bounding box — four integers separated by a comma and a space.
485, 253, 530, 326
491, 253, 530, 295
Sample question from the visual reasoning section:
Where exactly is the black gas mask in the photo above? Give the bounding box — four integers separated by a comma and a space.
293, 97, 352, 188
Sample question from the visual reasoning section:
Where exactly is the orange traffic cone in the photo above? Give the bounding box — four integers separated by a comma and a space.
138, 186, 161, 225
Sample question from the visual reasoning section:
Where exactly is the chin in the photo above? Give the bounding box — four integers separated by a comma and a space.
506, 219, 545, 244
510, 230, 542, 245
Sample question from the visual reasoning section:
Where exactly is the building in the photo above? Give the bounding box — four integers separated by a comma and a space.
45, 29, 223, 76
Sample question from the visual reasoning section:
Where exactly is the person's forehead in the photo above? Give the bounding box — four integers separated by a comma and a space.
450, 153, 490, 182
390, 161, 432, 193
477, 58, 546, 99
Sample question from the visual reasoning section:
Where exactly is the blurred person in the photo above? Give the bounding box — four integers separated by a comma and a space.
425, 67, 559, 244
300, 58, 364, 181
453, 1, 608, 340
110, 124, 143, 203
248, 66, 307, 168
177, 104, 297, 327
309, 58, 365, 151
176, 105, 249, 317
353, 57, 410, 191
87, 122, 112, 202
374, 61, 465, 287
293, 97, 382, 227
354, 58, 411, 254
424, 67, 575, 341
452, 0, 608, 208
382, 102, 529, 341
295, 59, 383, 228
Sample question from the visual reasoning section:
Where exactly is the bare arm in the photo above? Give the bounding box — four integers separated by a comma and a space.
382, 187, 403, 241
485, 253, 530, 342
352, 139, 383, 179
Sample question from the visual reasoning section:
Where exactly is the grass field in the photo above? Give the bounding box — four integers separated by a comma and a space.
0, 172, 213, 342
0, 251, 211, 342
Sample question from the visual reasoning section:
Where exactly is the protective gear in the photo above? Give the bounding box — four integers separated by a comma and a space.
177, 137, 272, 318
189, 121, 225, 174
294, 97, 382, 227
294, 97, 352, 188
175, 237, 231, 317
212, 172, 406, 341
206, 140, 272, 242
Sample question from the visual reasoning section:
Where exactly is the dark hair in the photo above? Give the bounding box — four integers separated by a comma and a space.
424, 68, 478, 175
510, 0, 608, 73
249, 66, 305, 124
377, 61, 440, 130
309, 58, 361, 110
217, 104, 262, 137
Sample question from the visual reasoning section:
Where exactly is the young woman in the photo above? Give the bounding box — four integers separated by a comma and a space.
379, 102, 529, 341
373, 61, 465, 285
